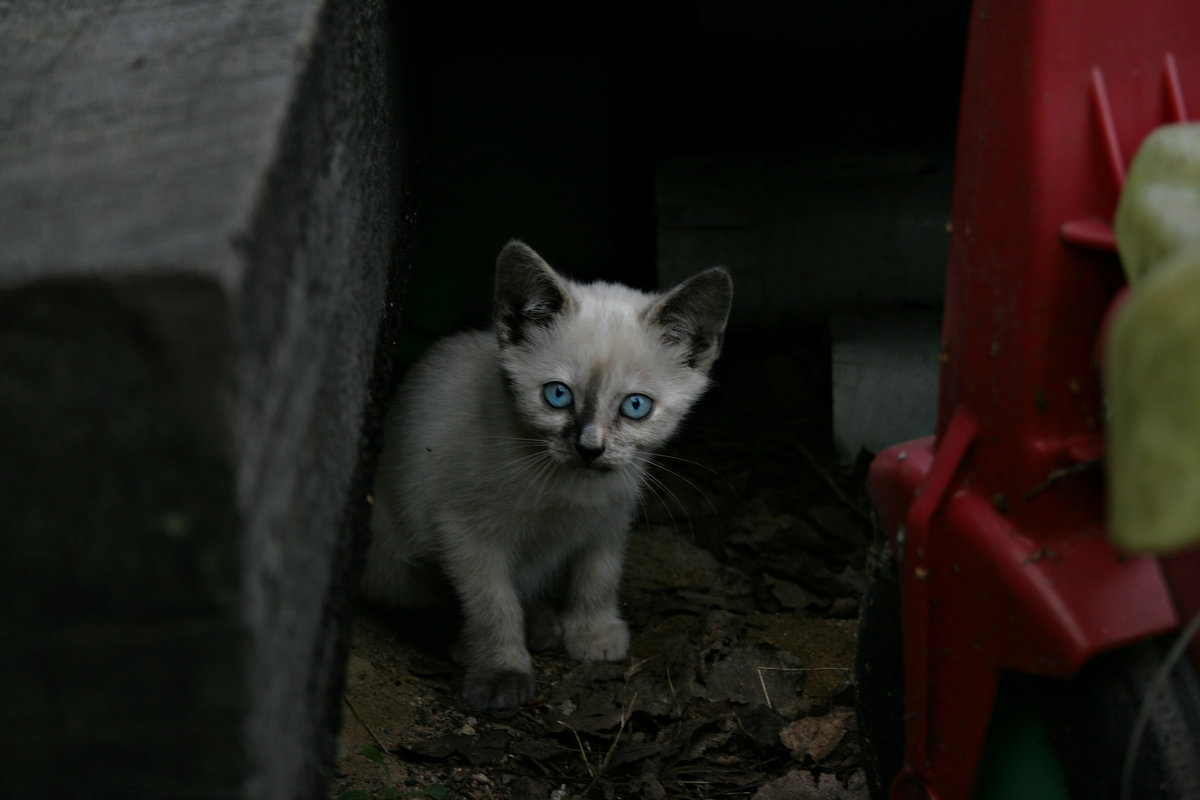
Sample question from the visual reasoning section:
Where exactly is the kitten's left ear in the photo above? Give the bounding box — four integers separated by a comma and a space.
649, 267, 733, 371
494, 240, 570, 347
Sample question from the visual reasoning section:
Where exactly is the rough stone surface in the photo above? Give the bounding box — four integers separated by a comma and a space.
0, 1, 402, 798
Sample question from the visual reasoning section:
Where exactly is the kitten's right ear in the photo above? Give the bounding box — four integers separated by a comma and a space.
494, 240, 570, 347
649, 266, 733, 371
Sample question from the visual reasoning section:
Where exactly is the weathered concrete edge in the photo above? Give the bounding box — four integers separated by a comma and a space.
230, 0, 403, 797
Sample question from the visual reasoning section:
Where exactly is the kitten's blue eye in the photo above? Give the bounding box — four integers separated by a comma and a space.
620, 393, 653, 420
542, 382, 574, 409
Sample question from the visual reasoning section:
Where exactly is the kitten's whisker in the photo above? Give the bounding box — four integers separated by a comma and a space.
498, 448, 551, 467
498, 442, 556, 486
491, 437, 552, 467
646, 452, 721, 474
528, 453, 563, 505
631, 452, 723, 522
635, 464, 688, 537
494, 455, 550, 481
491, 450, 560, 501
486, 436, 548, 453
637, 450, 737, 496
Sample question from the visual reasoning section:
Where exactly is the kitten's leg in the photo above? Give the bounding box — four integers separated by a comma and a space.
447, 542, 535, 710
561, 532, 630, 663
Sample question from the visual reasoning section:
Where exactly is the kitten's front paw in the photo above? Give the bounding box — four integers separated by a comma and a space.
462, 668, 535, 710
564, 618, 630, 663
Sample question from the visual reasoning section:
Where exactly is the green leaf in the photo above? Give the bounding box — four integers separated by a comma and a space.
361, 745, 385, 765
380, 787, 398, 799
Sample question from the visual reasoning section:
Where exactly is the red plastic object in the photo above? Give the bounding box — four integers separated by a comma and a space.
867, 2, 1200, 799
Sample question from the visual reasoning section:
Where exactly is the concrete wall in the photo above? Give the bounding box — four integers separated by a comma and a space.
657, 149, 953, 327
0, 2, 403, 797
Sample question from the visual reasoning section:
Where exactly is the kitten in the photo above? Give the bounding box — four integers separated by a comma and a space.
362, 240, 732, 710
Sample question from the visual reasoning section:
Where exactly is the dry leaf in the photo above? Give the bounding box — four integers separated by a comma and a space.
779, 707, 854, 761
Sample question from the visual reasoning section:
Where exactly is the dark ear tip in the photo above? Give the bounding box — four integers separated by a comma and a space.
695, 266, 734, 309
689, 265, 732, 288
708, 264, 733, 280
706, 266, 733, 291
498, 239, 533, 262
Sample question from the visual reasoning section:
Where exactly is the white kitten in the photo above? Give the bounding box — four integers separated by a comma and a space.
362, 240, 732, 709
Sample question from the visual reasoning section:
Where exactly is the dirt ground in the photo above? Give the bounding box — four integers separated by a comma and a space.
329, 332, 878, 800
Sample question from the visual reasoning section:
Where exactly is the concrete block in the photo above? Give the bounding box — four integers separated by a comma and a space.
657, 150, 952, 326
0, 1, 401, 797
831, 312, 943, 465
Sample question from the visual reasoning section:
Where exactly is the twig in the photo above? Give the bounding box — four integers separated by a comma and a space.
562, 722, 595, 779
757, 667, 773, 710
1021, 459, 1101, 502
343, 692, 390, 755
601, 692, 638, 772
1122, 606, 1200, 800
623, 656, 655, 684
665, 662, 680, 718
755, 666, 853, 710
580, 692, 639, 797
797, 445, 874, 524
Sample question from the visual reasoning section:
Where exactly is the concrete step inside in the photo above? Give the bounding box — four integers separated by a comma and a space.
656, 150, 949, 466
656, 149, 952, 330
831, 311, 944, 466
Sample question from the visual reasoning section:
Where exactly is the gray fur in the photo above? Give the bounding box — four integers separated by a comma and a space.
362, 241, 732, 709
